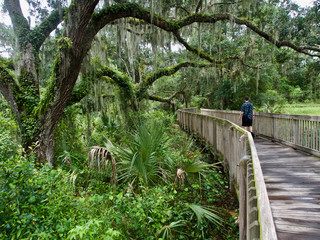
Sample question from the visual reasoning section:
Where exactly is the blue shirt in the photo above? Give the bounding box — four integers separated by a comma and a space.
241, 102, 253, 119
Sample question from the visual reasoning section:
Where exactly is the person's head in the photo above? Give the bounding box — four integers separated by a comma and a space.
244, 96, 249, 101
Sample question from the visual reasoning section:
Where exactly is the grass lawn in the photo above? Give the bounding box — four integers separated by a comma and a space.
282, 103, 320, 116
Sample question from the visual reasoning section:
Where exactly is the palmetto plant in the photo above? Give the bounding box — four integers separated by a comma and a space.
156, 220, 186, 240
175, 140, 218, 185
116, 121, 170, 186
187, 204, 223, 227
88, 143, 117, 185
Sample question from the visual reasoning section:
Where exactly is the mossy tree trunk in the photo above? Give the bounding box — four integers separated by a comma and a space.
2, 0, 41, 151
1, 0, 99, 164
36, 0, 100, 164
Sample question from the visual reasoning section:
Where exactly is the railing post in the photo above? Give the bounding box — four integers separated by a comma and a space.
294, 119, 299, 145
239, 155, 249, 240
247, 161, 260, 239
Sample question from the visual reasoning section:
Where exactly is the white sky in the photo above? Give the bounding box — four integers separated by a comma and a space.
293, 0, 314, 7
0, 0, 315, 26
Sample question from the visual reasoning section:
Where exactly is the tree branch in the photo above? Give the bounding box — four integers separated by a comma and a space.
98, 66, 135, 100
148, 95, 172, 104
196, 0, 203, 13
4, 0, 30, 49
66, 81, 89, 106
88, 3, 319, 58
173, 31, 216, 63
0, 59, 20, 118
148, 89, 185, 105
137, 61, 213, 99
30, 9, 66, 52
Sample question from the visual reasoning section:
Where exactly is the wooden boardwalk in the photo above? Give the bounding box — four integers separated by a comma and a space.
255, 137, 320, 240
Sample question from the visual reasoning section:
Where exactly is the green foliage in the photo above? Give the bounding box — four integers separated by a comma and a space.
191, 95, 208, 108
0, 111, 238, 239
116, 120, 169, 186
0, 109, 21, 160
187, 203, 222, 227
0, 155, 237, 239
57, 37, 73, 50
289, 86, 305, 102
156, 220, 186, 239
67, 220, 121, 240
254, 89, 287, 113
54, 105, 87, 161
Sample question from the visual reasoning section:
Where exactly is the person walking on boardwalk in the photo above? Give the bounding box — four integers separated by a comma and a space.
239, 96, 255, 137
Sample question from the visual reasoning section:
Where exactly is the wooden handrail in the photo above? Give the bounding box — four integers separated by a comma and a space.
177, 108, 277, 240
200, 108, 320, 157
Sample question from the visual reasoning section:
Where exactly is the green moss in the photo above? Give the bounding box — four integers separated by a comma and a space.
67, 80, 89, 105
20, 115, 40, 149
16, 71, 39, 114
11, 70, 41, 149
57, 37, 73, 50
98, 66, 137, 112
92, 2, 140, 20
0, 57, 14, 70
0, 59, 15, 91
0, 66, 14, 85
34, 54, 61, 117
99, 67, 135, 99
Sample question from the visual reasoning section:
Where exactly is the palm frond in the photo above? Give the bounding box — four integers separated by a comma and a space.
187, 204, 223, 227
182, 161, 213, 173
116, 121, 168, 186
156, 220, 186, 239
88, 145, 117, 185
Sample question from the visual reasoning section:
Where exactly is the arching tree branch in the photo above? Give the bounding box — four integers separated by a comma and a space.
4, 0, 30, 49
98, 66, 135, 100
88, 3, 320, 58
136, 61, 213, 99
148, 95, 172, 104
98, 61, 213, 104
148, 88, 186, 107
148, 91, 181, 104
173, 31, 216, 63
67, 81, 89, 106
30, 9, 66, 52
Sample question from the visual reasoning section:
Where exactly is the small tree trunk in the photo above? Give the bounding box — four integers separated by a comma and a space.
38, 129, 55, 165
37, 112, 55, 165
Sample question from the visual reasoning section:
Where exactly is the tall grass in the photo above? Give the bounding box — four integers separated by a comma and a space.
282, 103, 320, 116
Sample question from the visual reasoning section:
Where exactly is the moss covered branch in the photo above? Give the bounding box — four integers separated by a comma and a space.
67, 80, 89, 106
148, 95, 172, 104
98, 62, 206, 105
148, 89, 184, 106
30, 9, 66, 52
88, 2, 320, 58
98, 66, 136, 101
0, 58, 20, 117
4, 0, 30, 49
173, 31, 216, 63
136, 62, 213, 99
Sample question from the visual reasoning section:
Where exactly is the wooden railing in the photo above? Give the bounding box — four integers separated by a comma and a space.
200, 109, 320, 157
177, 108, 277, 240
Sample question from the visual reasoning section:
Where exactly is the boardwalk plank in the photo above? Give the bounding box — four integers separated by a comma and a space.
255, 137, 320, 240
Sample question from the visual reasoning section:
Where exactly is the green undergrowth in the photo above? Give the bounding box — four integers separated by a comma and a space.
0, 157, 238, 239
0, 110, 238, 239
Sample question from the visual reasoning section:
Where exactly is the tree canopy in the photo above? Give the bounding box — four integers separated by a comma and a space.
0, 0, 319, 164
